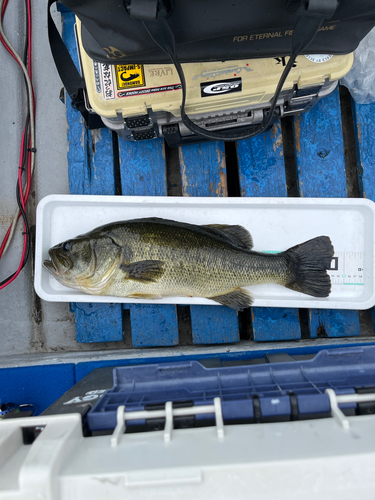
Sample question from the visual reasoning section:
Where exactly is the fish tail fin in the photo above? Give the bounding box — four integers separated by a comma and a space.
284, 236, 334, 297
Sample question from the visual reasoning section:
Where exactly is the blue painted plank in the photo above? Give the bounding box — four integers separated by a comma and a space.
119, 139, 167, 196
70, 303, 123, 343
237, 121, 301, 342
68, 127, 117, 196
189, 305, 239, 344
180, 141, 227, 197
294, 91, 347, 198
237, 121, 287, 198
124, 304, 180, 347
62, 11, 123, 343
251, 307, 301, 342
179, 141, 239, 344
352, 100, 375, 332
352, 101, 375, 201
118, 138, 179, 347
309, 309, 362, 338
0, 364, 75, 415
62, 12, 116, 196
293, 87, 360, 338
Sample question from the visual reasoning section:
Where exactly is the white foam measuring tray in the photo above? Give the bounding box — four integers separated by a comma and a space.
34, 195, 375, 309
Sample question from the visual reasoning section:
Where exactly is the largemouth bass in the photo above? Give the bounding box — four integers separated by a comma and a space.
43, 217, 334, 310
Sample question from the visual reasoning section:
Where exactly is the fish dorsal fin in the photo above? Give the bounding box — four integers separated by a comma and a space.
120, 260, 165, 283
202, 224, 253, 250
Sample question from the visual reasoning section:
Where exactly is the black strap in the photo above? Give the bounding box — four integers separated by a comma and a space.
47, 0, 104, 129
140, 0, 339, 141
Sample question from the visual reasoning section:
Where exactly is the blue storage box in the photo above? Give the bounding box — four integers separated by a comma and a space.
87, 346, 375, 432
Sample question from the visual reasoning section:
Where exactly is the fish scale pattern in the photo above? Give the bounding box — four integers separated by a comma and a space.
46, 218, 334, 310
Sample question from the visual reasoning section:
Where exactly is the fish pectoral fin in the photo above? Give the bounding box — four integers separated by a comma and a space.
120, 260, 165, 283
209, 288, 253, 311
202, 224, 253, 250
127, 293, 163, 299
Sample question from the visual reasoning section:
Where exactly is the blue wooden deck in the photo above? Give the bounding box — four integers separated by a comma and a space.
61, 10, 373, 347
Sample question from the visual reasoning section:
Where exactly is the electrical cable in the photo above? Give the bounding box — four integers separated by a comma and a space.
0, 0, 35, 255
0, 0, 35, 209
0, 128, 30, 288
0, 0, 29, 280
0, 0, 35, 289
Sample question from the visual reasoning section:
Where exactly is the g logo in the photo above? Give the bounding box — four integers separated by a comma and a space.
203, 81, 240, 95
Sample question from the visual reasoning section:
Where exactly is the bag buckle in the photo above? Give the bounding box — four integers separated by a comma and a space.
288, 0, 339, 19
128, 0, 171, 20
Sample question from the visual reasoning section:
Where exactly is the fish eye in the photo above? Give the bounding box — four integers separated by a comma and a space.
62, 241, 72, 252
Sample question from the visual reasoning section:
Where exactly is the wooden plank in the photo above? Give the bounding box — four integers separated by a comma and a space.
118, 138, 179, 347
352, 100, 375, 329
69, 303, 123, 343
179, 141, 239, 344
62, 11, 123, 343
123, 304, 180, 347
237, 122, 287, 198
352, 101, 375, 200
119, 139, 167, 197
236, 121, 301, 341
293, 87, 360, 338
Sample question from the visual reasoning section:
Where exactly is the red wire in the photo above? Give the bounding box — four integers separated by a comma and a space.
0, 0, 16, 63
25, 0, 34, 204
0, 127, 26, 258
18, 128, 27, 209
1, 0, 9, 18
0, 182, 27, 289
0, 0, 30, 257
0, 226, 12, 258
0, 0, 34, 288
0, 145, 28, 289
0, 124, 28, 278
0, 129, 29, 284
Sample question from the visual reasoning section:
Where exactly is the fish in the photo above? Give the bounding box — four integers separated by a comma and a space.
43, 217, 334, 310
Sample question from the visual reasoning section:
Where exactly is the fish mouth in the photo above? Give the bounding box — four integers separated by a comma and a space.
43, 259, 59, 275
43, 251, 72, 276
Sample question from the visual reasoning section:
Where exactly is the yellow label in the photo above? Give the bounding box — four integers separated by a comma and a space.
115, 64, 145, 89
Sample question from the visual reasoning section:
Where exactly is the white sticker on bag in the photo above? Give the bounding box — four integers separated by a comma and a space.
92, 61, 102, 94
305, 54, 333, 63
100, 63, 115, 100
